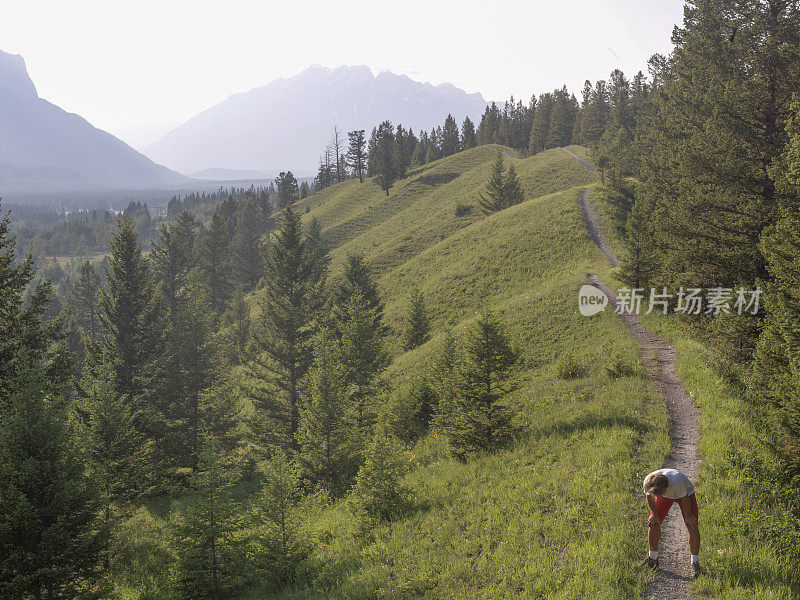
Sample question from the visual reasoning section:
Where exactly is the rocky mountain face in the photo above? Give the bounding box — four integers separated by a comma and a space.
145, 65, 489, 175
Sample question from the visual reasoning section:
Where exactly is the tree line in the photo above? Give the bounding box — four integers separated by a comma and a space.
0, 187, 523, 597
587, 0, 800, 563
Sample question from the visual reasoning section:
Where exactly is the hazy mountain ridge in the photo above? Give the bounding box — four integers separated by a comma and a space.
0, 49, 186, 193
145, 65, 490, 174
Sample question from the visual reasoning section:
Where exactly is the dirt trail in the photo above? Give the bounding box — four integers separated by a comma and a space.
486, 144, 515, 160
576, 184, 700, 600
562, 147, 597, 172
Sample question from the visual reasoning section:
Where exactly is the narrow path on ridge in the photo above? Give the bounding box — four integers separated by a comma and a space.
565, 150, 700, 600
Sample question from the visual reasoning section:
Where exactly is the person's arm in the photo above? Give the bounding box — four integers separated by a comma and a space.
646, 494, 660, 526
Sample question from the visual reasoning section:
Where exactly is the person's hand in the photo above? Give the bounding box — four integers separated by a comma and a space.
648, 513, 660, 528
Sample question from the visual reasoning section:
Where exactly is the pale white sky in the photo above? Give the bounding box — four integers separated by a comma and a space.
0, 0, 684, 148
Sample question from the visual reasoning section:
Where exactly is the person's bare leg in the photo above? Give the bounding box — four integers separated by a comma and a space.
686, 520, 699, 556
648, 514, 661, 551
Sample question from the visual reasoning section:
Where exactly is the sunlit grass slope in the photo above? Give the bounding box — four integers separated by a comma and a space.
591, 188, 800, 600
238, 148, 673, 599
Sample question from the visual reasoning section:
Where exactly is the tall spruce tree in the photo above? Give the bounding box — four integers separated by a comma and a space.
172, 438, 248, 600
346, 129, 367, 183
479, 151, 507, 214
247, 207, 324, 451
275, 171, 300, 208
98, 219, 161, 424
0, 351, 105, 599
71, 261, 102, 340
644, 0, 800, 296
197, 211, 233, 314
297, 329, 357, 494
402, 286, 431, 351
371, 120, 397, 196
448, 313, 519, 461
461, 116, 477, 150
441, 114, 461, 156
335, 291, 388, 435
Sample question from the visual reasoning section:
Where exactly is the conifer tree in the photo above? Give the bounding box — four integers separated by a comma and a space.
528, 93, 553, 154
0, 350, 105, 599
502, 164, 525, 208
402, 286, 431, 351
479, 151, 507, 214
430, 329, 458, 431
172, 438, 248, 600
0, 200, 71, 404
248, 207, 324, 451
619, 195, 660, 288
257, 450, 306, 585
297, 329, 357, 494
275, 171, 300, 208
461, 116, 477, 150
98, 218, 161, 421
448, 313, 519, 461
371, 120, 397, 196
197, 211, 233, 313
222, 287, 251, 365
230, 199, 266, 291
441, 114, 461, 156
346, 129, 367, 183
83, 362, 148, 565
753, 95, 800, 471
71, 260, 102, 340
351, 428, 409, 525
333, 253, 386, 335
335, 291, 388, 434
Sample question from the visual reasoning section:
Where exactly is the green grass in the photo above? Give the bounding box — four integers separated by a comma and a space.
120, 147, 680, 599
592, 187, 800, 599
231, 150, 671, 598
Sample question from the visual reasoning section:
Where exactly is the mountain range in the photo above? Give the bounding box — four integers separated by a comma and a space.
145, 65, 489, 175
0, 49, 186, 193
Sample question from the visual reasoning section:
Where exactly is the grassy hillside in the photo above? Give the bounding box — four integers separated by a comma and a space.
591, 189, 800, 599
228, 147, 670, 598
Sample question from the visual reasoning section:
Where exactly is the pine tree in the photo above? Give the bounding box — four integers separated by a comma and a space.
335, 291, 388, 435
248, 207, 324, 451
257, 450, 307, 585
297, 329, 357, 495
275, 171, 300, 208
441, 114, 461, 156
502, 164, 525, 208
346, 129, 367, 183
619, 195, 660, 288
430, 329, 458, 432
402, 286, 431, 351
0, 200, 71, 404
350, 427, 409, 525
371, 120, 397, 196
479, 151, 507, 214
448, 313, 519, 461
172, 438, 248, 600
753, 95, 800, 473
332, 252, 387, 336
0, 350, 105, 599
529, 93, 553, 154
230, 199, 266, 291
221, 287, 252, 365
197, 212, 233, 313
461, 116, 477, 150
82, 362, 148, 566
644, 0, 800, 302
71, 261, 101, 339
98, 218, 161, 423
